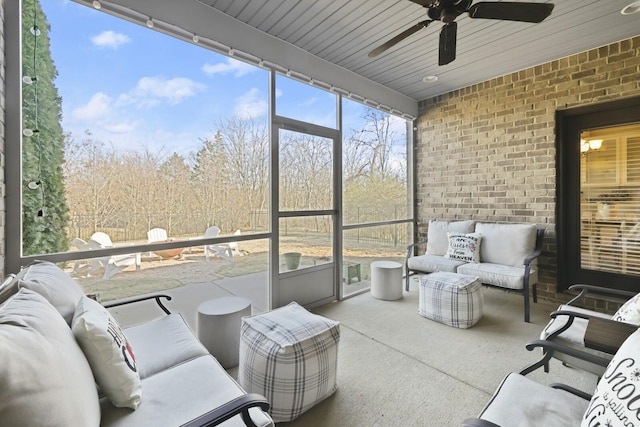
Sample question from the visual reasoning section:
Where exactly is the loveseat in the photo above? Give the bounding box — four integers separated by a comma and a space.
406, 220, 545, 322
0, 260, 274, 427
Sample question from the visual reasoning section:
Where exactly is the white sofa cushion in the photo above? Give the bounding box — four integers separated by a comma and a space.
582, 329, 640, 426
426, 220, 476, 256
407, 253, 467, 273
0, 288, 100, 426
445, 232, 482, 263
475, 223, 537, 266
123, 313, 209, 379
480, 372, 589, 426
72, 296, 142, 409
16, 260, 85, 325
100, 355, 274, 427
457, 262, 538, 290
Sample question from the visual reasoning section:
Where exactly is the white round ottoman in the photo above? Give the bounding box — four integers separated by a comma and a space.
197, 296, 251, 369
370, 260, 403, 300
419, 272, 484, 329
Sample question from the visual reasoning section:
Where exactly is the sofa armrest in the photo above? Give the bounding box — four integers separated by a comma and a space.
519, 339, 611, 376
461, 418, 501, 427
406, 239, 429, 256
549, 383, 592, 401
180, 393, 270, 427
522, 228, 545, 266
522, 248, 541, 266
566, 283, 636, 306
405, 239, 429, 291
104, 294, 172, 315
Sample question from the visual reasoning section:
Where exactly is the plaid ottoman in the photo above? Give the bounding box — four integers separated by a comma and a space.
237, 302, 340, 422
419, 272, 484, 328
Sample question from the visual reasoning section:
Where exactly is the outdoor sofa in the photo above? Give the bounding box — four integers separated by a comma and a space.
406, 220, 545, 322
0, 260, 273, 427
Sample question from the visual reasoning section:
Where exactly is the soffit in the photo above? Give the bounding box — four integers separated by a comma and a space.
199, 0, 640, 100
83, 0, 640, 117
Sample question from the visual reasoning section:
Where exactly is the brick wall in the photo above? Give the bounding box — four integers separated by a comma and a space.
415, 36, 640, 310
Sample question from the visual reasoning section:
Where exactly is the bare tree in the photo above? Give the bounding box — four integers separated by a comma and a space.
217, 116, 269, 227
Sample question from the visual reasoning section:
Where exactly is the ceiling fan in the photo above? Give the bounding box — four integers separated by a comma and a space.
368, 1, 554, 66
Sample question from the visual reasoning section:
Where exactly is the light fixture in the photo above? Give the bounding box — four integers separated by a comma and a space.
146, 18, 154, 28
228, 48, 235, 56
622, 0, 640, 14
581, 138, 603, 153
286, 70, 291, 77
22, 76, 35, 85
423, 75, 439, 83
92, 0, 102, 10
192, 34, 199, 43
589, 139, 603, 150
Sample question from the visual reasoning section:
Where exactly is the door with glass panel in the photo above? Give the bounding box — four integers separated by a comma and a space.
557, 98, 640, 292
273, 124, 339, 308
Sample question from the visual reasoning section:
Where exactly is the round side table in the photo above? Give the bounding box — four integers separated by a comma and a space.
370, 260, 403, 300
197, 296, 251, 369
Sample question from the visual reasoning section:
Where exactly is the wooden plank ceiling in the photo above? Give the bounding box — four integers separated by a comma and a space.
197, 0, 640, 101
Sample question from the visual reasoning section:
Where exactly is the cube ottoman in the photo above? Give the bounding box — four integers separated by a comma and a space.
419, 271, 484, 328
237, 302, 340, 422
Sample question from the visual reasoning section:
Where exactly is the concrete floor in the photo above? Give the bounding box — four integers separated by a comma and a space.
108, 276, 599, 426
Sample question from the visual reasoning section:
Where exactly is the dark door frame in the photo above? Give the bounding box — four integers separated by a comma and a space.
556, 96, 640, 292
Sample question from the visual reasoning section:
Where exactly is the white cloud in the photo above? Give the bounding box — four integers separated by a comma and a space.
91, 30, 130, 49
104, 121, 137, 133
234, 88, 267, 119
117, 76, 206, 108
72, 92, 112, 120
202, 58, 256, 78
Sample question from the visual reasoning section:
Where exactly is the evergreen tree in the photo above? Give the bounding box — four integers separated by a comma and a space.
21, 0, 69, 255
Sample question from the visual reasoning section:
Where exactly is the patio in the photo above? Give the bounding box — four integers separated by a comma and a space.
69, 235, 405, 310
106, 274, 597, 426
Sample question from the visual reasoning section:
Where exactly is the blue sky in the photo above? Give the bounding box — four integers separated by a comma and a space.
40, 0, 402, 159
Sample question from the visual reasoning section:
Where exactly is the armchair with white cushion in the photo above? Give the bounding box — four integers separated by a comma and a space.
462, 329, 640, 426
539, 283, 639, 377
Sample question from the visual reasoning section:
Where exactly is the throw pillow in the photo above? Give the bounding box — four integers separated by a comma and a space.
612, 293, 640, 326
17, 260, 85, 325
581, 329, 640, 426
445, 232, 482, 263
72, 296, 142, 409
0, 288, 100, 426
426, 220, 476, 256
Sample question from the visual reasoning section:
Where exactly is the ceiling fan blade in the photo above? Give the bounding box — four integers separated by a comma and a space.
368, 20, 432, 58
468, 2, 554, 23
438, 22, 457, 66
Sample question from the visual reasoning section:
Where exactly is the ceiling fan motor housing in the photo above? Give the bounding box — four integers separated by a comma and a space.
428, 0, 473, 23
